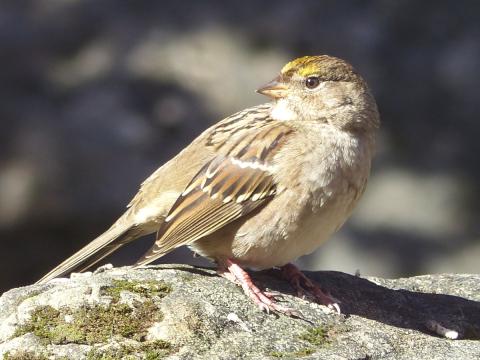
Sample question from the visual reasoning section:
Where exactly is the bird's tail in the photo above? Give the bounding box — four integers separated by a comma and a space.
36, 221, 140, 284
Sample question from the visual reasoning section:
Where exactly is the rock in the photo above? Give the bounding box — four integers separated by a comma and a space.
0, 265, 479, 359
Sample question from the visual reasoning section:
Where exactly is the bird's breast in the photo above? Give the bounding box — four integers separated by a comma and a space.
230, 129, 373, 269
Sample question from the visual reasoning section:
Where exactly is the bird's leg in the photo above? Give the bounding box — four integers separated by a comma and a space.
217, 258, 297, 316
281, 263, 341, 313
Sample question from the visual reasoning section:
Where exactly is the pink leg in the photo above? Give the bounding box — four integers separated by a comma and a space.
281, 263, 341, 313
218, 259, 298, 316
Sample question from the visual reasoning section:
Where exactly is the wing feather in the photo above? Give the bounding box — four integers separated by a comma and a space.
135, 108, 293, 266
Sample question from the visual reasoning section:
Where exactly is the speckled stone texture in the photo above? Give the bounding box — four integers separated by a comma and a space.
1, 265, 479, 359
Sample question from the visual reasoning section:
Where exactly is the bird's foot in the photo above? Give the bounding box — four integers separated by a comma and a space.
281, 263, 341, 313
218, 259, 299, 317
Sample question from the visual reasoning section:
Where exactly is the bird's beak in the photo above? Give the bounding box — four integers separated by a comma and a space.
256, 75, 288, 99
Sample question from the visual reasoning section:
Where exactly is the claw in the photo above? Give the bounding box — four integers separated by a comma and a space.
281, 263, 341, 314
218, 259, 297, 316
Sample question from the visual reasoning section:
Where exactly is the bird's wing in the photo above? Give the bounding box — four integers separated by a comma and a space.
135, 108, 293, 266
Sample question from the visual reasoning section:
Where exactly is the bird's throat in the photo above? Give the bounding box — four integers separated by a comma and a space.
270, 100, 298, 122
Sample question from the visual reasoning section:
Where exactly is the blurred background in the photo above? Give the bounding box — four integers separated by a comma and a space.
1, 0, 479, 293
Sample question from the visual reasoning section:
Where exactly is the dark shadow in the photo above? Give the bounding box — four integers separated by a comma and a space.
249, 270, 480, 340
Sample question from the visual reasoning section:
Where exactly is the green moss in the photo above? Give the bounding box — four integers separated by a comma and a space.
103, 280, 171, 302
3, 351, 48, 360
143, 340, 172, 359
293, 348, 315, 356
14, 279, 172, 346
269, 351, 286, 358
86, 340, 172, 360
20, 290, 43, 302
14, 306, 63, 341
299, 326, 330, 346
266, 326, 332, 358
86, 350, 122, 360
15, 298, 162, 345
86, 345, 135, 360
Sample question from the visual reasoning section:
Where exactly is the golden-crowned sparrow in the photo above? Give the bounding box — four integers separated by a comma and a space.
37, 55, 380, 314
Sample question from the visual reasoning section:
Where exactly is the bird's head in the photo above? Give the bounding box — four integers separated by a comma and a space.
257, 55, 379, 130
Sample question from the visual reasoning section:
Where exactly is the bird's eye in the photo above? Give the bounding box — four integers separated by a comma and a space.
305, 76, 320, 89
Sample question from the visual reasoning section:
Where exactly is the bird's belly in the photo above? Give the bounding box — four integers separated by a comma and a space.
244, 198, 353, 269
204, 182, 357, 270
190, 168, 365, 270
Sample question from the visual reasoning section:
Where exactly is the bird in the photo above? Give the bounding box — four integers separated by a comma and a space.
36, 55, 380, 315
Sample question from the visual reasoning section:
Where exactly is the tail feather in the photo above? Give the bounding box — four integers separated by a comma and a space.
134, 248, 169, 269
74, 243, 124, 274
36, 223, 135, 284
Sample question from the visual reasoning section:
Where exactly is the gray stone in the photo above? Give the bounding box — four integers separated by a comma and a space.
1, 265, 479, 359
